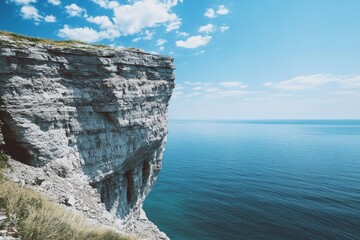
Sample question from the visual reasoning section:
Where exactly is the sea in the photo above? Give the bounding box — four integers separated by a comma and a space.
143, 120, 360, 240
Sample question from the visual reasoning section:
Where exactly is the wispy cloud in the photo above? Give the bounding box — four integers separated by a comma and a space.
175, 81, 253, 101
341, 75, 360, 88
264, 74, 360, 90
185, 81, 212, 86
268, 93, 295, 97
195, 50, 205, 55
173, 91, 184, 96
219, 25, 229, 32
8, 0, 36, 5
176, 31, 189, 37
204, 87, 220, 92
143, 29, 154, 40
132, 29, 154, 42
156, 38, 167, 46
219, 81, 248, 88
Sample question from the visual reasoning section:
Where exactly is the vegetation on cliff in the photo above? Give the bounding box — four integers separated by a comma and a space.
0, 151, 133, 240
0, 30, 108, 49
0, 31, 144, 53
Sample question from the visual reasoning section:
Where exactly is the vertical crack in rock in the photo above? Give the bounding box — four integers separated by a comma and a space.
0, 35, 174, 239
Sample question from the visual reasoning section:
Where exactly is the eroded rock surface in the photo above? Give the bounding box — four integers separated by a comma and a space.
0, 35, 174, 239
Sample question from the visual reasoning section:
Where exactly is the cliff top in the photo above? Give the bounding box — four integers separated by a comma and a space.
0, 30, 163, 57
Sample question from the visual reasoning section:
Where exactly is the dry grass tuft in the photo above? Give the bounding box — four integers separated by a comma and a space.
0, 151, 134, 240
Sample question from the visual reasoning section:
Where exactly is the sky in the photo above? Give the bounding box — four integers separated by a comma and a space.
1, 0, 360, 119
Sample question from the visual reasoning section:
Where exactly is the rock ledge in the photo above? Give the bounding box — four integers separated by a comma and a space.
0, 33, 175, 239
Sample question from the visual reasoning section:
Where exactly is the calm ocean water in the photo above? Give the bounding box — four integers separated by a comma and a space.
143, 120, 360, 240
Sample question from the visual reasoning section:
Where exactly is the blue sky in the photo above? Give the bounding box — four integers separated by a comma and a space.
1, 0, 360, 119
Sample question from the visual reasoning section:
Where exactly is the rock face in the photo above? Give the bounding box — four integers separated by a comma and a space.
0, 34, 174, 239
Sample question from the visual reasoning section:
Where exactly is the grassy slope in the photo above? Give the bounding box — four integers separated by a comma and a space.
0, 151, 134, 240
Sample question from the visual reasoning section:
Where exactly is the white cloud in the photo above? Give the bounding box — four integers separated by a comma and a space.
198, 23, 215, 34
58, 25, 119, 42
185, 81, 212, 86
132, 37, 141, 42
264, 74, 360, 90
216, 5, 229, 15
268, 93, 295, 97
166, 18, 181, 32
219, 25, 229, 32
264, 74, 336, 90
204, 8, 215, 18
65, 3, 85, 17
20, 5, 42, 22
202, 90, 251, 101
204, 87, 220, 92
156, 38, 167, 46
112, 0, 181, 35
44, 15, 56, 22
143, 29, 154, 40
159, 46, 165, 51
48, 0, 60, 6
341, 75, 360, 88
86, 16, 114, 29
173, 91, 184, 96
219, 81, 247, 88
193, 86, 203, 90
8, 0, 36, 5
176, 35, 212, 49
91, 0, 119, 9
216, 90, 248, 96
185, 92, 201, 97
59, 0, 182, 40
176, 31, 189, 37
205, 5, 229, 18
132, 29, 154, 42
195, 50, 205, 55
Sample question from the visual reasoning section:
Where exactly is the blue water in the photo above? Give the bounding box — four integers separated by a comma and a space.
143, 120, 360, 240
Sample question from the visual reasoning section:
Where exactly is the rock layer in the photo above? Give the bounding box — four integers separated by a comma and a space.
0, 34, 174, 239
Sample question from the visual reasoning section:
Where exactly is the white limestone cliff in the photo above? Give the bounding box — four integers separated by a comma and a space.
0, 33, 174, 239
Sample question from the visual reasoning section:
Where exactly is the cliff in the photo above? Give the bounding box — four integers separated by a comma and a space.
0, 32, 175, 239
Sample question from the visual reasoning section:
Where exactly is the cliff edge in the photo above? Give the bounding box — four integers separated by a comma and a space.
0, 32, 175, 239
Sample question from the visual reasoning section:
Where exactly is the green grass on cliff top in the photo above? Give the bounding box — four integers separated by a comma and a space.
0, 30, 143, 52
0, 151, 134, 240
0, 30, 109, 48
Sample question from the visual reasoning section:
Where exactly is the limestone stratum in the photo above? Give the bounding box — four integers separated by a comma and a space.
0, 31, 175, 240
